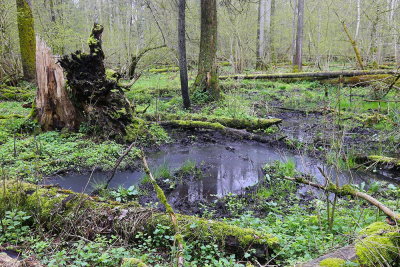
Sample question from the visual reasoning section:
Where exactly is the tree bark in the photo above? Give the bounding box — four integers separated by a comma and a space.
178, 0, 190, 109
193, 0, 219, 100
293, 0, 304, 71
35, 37, 79, 131
16, 0, 36, 81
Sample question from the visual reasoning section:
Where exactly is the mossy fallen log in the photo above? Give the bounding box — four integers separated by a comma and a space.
145, 113, 282, 131
148, 67, 179, 73
356, 155, 400, 170
367, 155, 400, 168
0, 181, 279, 261
219, 70, 397, 81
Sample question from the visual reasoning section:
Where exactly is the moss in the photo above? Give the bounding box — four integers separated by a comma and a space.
171, 120, 226, 130
0, 181, 279, 260
121, 258, 147, 267
145, 113, 281, 131
148, 67, 179, 73
87, 35, 99, 46
16, 0, 36, 80
105, 69, 119, 82
151, 213, 279, 248
355, 222, 400, 266
319, 258, 346, 267
0, 84, 35, 101
0, 114, 25, 119
368, 155, 400, 167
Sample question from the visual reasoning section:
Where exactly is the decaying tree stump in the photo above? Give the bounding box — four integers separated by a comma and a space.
35, 37, 79, 131
53, 24, 134, 138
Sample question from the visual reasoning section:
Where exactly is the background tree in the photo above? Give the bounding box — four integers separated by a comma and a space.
15, 0, 35, 81
178, 0, 190, 109
293, 0, 304, 71
193, 0, 219, 100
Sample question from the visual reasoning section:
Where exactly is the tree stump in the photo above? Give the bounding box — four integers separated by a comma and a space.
35, 24, 133, 139
35, 37, 78, 131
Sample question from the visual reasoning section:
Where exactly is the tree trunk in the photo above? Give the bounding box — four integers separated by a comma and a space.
290, 0, 298, 62
355, 0, 361, 39
35, 37, 79, 131
293, 0, 304, 71
341, 20, 364, 70
256, 0, 266, 69
178, 0, 190, 109
270, 0, 276, 63
16, 0, 36, 81
193, 0, 219, 100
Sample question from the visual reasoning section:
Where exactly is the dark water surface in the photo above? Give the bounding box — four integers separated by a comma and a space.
45, 141, 399, 201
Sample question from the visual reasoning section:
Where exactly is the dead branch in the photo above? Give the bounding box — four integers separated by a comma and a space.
281, 176, 400, 223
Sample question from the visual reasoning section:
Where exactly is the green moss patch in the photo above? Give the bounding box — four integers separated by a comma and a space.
319, 258, 346, 267
355, 222, 400, 266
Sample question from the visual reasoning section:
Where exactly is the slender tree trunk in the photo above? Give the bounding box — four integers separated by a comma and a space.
290, 0, 298, 62
341, 20, 365, 70
355, 0, 361, 39
194, 0, 219, 100
178, 0, 190, 109
256, 0, 264, 69
16, 0, 36, 81
49, 0, 56, 22
270, 0, 276, 63
293, 0, 304, 71
256, 0, 271, 69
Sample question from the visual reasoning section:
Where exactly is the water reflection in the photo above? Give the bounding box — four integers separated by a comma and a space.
46, 141, 399, 201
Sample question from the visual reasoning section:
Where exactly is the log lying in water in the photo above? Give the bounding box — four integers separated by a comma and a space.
146, 114, 282, 131
219, 70, 397, 81
0, 181, 279, 261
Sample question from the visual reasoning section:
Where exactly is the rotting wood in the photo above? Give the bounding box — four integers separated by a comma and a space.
0, 181, 279, 261
35, 37, 78, 131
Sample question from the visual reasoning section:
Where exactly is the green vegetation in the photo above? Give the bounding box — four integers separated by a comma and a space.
0, 73, 399, 265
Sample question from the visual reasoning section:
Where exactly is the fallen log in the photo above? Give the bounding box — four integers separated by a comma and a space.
0, 181, 279, 261
145, 114, 282, 131
219, 70, 397, 81
280, 176, 400, 223
159, 120, 276, 144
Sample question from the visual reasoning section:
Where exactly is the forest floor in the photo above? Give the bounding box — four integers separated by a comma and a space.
0, 71, 399, 266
